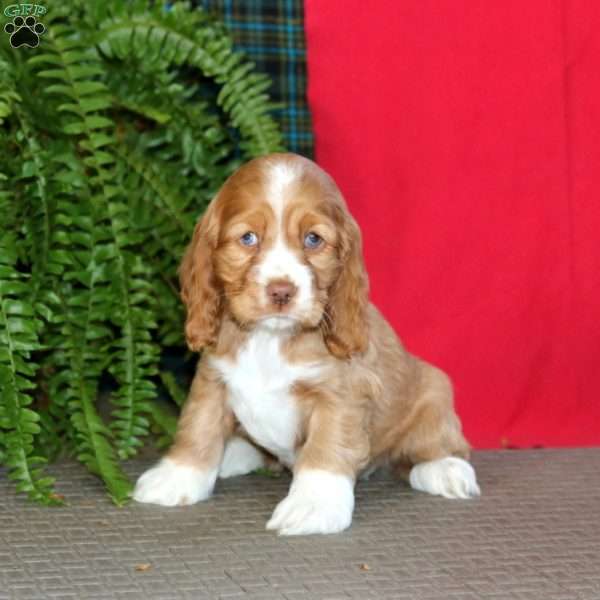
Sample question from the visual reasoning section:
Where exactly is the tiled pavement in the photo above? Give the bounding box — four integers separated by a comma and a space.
1, 449, 599, 599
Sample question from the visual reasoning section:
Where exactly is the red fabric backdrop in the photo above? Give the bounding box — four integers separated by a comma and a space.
305, 1, 600, 448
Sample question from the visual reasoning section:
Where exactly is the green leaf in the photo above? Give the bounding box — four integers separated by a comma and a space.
73, 81, 109, 96
85, 115, 113, 130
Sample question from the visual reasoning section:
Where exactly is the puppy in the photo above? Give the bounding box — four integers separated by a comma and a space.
134, 153, 480, 535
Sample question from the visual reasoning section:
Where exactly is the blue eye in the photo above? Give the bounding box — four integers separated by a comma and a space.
304, 232, 323, 249
240, 231, 258, 246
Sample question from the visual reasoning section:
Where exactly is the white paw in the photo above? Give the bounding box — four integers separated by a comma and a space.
219, 436, 266, 478
133, 458, 217, 506
266, 469, 354, 536
409, 457, 481, 499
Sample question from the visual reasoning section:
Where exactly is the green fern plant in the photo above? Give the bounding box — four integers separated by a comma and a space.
0, 1, 284, 505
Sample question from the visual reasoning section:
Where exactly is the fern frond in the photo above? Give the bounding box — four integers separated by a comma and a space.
0, 235, 61, 505
95, 2, 284, 157
107, 251, 159, 459
160, 371, 187, 408
105, 60, 238, 185
113, 138, 197, 347
27, 23, 135, 499
43, 20, 160, 466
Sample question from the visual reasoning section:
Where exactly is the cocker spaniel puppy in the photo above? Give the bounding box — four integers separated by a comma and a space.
134, 153, 480, 535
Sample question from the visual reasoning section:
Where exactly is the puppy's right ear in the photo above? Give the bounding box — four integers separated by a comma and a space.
179, 202, 221, 351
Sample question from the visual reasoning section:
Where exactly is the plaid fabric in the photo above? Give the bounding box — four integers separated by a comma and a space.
199, 0, 314, 157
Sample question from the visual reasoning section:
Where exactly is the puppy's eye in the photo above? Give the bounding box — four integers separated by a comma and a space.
304, 231, 323, 249
240, 231, 259, 247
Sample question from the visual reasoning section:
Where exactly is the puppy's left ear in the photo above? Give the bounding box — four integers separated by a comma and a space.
324, 209, 370, 358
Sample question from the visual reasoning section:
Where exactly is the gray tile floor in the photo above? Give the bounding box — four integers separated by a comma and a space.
1, 449, 599, 599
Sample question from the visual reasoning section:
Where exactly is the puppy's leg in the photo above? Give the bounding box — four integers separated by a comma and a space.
391, 363, 480, 499
219, 436, 267, 478
267, 389, 369, 536
134, 365, 233, 506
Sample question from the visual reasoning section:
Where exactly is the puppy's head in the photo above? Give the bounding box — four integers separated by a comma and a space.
179, 153, 369, 358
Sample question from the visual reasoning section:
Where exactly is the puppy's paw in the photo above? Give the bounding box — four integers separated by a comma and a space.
266, 469, 354, 536
409, 456, 480, 499
219, 436, 266, 479
133, 458, 217, 506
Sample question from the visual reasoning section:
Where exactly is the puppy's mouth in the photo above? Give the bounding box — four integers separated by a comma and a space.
257, 314, 300, 332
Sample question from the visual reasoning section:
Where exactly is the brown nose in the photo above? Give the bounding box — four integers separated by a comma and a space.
266, 281, 297, 306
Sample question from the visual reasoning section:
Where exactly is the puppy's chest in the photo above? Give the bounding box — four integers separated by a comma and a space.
211, 332, 320, 466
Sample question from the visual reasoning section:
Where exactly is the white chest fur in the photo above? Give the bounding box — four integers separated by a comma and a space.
211, 328, 321, 467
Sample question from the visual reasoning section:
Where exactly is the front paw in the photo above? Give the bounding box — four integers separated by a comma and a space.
219, 436, 266, 479
266, 469, 354, 536
409, 456, 481, 499
133, 458, 217, 506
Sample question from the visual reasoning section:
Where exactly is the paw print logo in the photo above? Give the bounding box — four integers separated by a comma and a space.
4, 15, 45, 48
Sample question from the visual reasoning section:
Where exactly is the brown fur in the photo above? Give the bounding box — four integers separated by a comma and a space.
167, 361, 234, 468
179, 201, 222, 351
171, 153, 470, 481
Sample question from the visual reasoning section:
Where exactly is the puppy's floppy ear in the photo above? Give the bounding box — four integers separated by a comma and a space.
179, 201, 221, 351
324, 208, 370, 358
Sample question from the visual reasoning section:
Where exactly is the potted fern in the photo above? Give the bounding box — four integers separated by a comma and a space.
0, 1, 284, 505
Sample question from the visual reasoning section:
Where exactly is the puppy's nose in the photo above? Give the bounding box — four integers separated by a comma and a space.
267, 280, 297, 306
